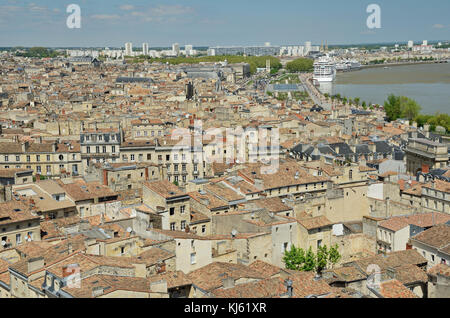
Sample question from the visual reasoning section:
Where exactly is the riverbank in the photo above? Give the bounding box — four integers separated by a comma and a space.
361, 60, 448, 70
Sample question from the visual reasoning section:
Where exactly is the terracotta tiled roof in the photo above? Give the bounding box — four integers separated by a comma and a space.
393, 264, 428, 284
410, 224, 450, 251
148, 270, 192, 289
248, 260, 282, 278
187, 262, 265, 292
378, 279, 418, 298
212, 277, 286, 298
253, 197, 292, 213
423, 180, 450, 194
379, 213, 450, 232
0, 200, 40, 226
427, 263, 450, 278
62, 274, 151, 298
144, 180, 186, 199
297, 215, 334, 230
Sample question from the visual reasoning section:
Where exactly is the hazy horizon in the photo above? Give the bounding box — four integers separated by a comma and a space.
0, 0, 449, 47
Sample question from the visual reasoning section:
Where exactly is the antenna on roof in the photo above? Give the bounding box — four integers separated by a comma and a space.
231, 229, 237, 238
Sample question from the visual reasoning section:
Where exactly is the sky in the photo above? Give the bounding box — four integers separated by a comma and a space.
0, 0, 449, 47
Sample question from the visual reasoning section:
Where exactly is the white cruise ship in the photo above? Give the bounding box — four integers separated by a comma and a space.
313, 56, 336, 82
335, 59, 362, 72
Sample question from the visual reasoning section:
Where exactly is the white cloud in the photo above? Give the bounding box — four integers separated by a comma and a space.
131, 11, 146, 17
432, 24, 445, 29
360, 30, 376, 35
125, 4, 195, 24
150, 5, 194, 17
120, 5, 135, 11
91, 14, 121, 20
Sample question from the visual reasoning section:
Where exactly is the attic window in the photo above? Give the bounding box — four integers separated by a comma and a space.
13, 209, 21, 212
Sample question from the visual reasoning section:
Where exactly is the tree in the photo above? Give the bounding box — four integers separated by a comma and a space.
283, 246, 305, 271
283, 245, 341, 274
383, 94, 402, 121
302, 247, 316, 271
286, 58, 314, 73
400, 97, 421, 121
384, 94, 422, 122
328, 244, 341, 268
316, 246, 328, 274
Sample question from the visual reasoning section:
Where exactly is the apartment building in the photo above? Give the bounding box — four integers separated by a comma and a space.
56, 178, 119, 218
409, 224, 450, 269
0, 200, 40, 250
0, 141, 81, 178
12, 180, 78, 220
120, 137, 209, 187
143, 180, 190, 232
405, 138, 449, 175
377, 212, 450, 253
131, 118, 167, 139
80, 124, 122, 172
87, 162, 161, 192
421, 180, 450, 214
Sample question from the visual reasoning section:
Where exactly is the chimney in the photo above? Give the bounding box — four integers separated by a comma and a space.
254, 178, 264, 190
21, 141, 29, 152
133, 263, 147, 278
68, 242, 73, 254
27, 256, 45, 273
92, 286, 104, 297
222, 276, 235, 289
386, 267, 396, 279
284, 279, 293, 298
150, 280, 168, 294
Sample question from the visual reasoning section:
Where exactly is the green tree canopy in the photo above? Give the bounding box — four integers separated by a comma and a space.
383, 94, 422, 122
127, 55, 282, 75
286, 58, 314, 73
283, 245, 341, 274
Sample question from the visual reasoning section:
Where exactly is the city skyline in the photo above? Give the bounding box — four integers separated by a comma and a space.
0, 0, 449, 47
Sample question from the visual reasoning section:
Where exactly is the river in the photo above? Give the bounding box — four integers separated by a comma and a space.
317, 63, 450, 115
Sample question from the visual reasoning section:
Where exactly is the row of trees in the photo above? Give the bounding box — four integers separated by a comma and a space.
283, 244, 341, 274
285, 58, 314, 73
384, 94, 449, 134
127, 55, 282, 75
383, 94, 422, 121
415, 113, 450, 134
324, 93, 378, 110
15, 47, 60, 58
